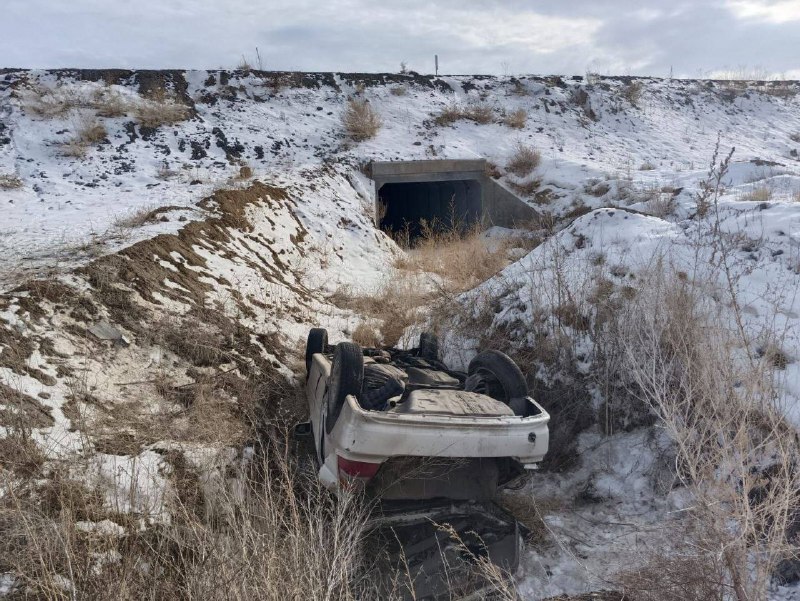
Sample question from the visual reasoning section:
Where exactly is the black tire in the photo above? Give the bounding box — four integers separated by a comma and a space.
466, 350, 528, 413
419, 332, 440, 362
325, 342, 364, 434
305, 328, 328, 380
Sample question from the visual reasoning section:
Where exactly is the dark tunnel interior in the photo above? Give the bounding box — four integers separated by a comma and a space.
378, 180, 482, 241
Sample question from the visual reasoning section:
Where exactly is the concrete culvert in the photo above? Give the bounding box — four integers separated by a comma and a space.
367, 159, 539, 242
378, 179, 482, 240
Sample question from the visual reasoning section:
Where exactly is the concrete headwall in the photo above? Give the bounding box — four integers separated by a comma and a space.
367, 159, 538, 229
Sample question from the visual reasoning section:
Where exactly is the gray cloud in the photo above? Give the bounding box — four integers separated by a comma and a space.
1, 0, 798, 76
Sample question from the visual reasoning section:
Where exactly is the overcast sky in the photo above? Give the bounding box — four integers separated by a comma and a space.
2, 0, 799, 77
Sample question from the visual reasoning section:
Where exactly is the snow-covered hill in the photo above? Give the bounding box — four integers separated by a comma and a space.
1, 70, 799, 288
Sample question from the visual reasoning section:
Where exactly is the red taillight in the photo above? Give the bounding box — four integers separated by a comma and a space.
337, 455, 381, 483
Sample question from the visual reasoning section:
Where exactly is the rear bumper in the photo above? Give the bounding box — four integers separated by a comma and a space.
330, 395, 550, 467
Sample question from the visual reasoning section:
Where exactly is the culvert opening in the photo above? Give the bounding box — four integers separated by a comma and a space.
378, 180, 482, 242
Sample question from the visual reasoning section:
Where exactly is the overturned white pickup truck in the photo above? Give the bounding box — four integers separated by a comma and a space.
304, 328, 550, 495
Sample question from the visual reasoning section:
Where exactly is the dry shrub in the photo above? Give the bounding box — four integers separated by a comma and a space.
645, 192, 676, 218
612, 264, 800, 601
465, 103, 493, 124
496, 493, 555, 548
639, 161, 656, 170
351, 322, 382, 347
61, 118, 107, 158
506, 142, 541, 177
790, 132, 800, 143
390, 85, 407, 96
92, 87, 129, 118
618, 552, 727, 601
343, 98, 382, 141
621, 80, 644, 107
433, 104, 463, 126
503, 108, 527, 129
0, 174, 23, 190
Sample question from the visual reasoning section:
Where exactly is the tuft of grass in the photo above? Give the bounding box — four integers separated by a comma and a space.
351, 322, 382, 347
464, 103, 493, 124
113, 204, 160, 229
621, 80, 644, 107
389, 86, 407, 96
133, 97, 191, 128
639, 161, 656, 171
0, 174, 23, 190
789, 132, 800, 143
61, 118, 107, 158
506, 142, 541, 177
343, 98, 382, 142
433, 103, 494, 126
433, 104, 463, 126
741, 185, 772, 202
503, 108, 527, 129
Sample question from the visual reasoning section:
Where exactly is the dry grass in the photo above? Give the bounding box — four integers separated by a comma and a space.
611, 265, 800, 601
503, 108, 527, 129
394, 221, 515, 293
433, 103, 494, 126
351, 322, 382, 347
465, 103, 494, 124
61, 118, 108, 158
741, 185, 772, 202
92, 87, 129, 118
343, 98, 382, 142
618, 551, 727, 601
506, 142, 541, 177
433, 104, 463, 126
330, 279, 429, 347
22, 84, 81, 118
113, 204, 160, 229
621, 80, 644, 107
389, 86, 407, 96
0, 174, 23, 190
133, 97, 191, 128
790, 132, 800, 143
0, 442, 384, 600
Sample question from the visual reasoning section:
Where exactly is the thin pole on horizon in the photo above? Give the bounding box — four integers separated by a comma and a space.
435, 55, 438, 76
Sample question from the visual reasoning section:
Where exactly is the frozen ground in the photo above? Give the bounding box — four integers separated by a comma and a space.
1, 70, 800, 598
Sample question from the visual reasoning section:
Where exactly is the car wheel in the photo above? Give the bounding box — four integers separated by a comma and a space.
305, 328, 328, 380
325, 342, 364, 434
466, 350, 528, 414
418, 332, 440, 362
